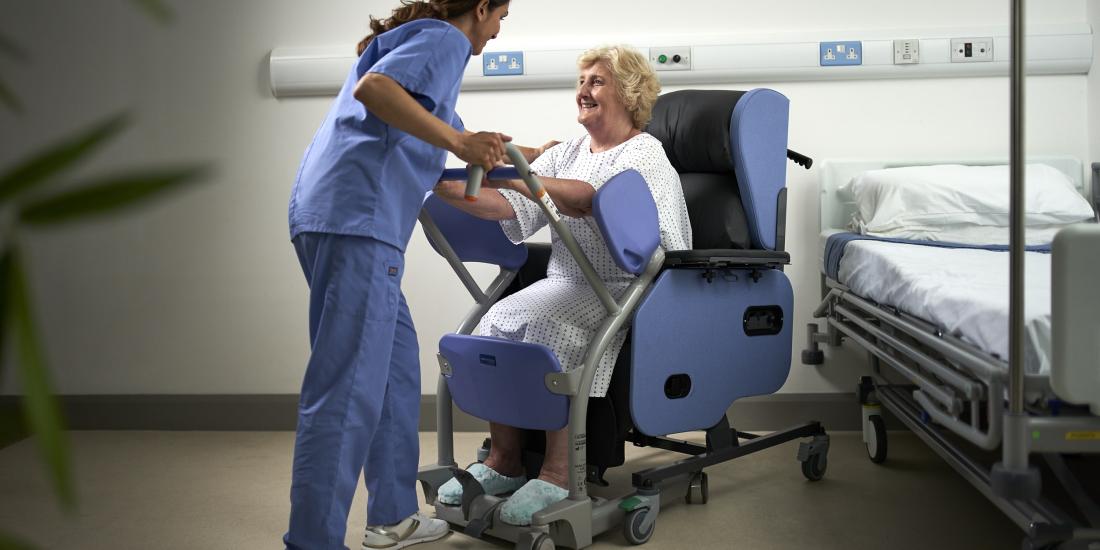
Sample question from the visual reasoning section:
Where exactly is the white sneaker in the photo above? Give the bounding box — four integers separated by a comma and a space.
362, 512, 449, 549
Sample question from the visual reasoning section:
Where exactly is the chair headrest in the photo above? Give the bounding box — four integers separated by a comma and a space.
645, 90, 747, 174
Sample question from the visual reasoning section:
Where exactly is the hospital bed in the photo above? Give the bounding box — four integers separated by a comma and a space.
802, 157, 1100, 549
416, 89, 819, 549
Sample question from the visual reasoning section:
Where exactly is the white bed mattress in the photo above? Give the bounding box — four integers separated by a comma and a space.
832, 238, 1052, 376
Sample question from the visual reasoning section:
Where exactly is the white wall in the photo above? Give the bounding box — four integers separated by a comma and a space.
0, 0, 1090, 396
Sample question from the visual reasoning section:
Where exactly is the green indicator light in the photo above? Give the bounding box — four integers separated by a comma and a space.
1032, 430, 1041, 440
657, 54, 668, 63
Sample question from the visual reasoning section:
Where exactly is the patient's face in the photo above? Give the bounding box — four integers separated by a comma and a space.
576, 62, 628, 130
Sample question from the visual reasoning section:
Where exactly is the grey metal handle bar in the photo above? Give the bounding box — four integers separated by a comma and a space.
466, 143, 620, 315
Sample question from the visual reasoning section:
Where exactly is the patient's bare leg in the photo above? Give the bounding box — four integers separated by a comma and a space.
484, 422, 525, 477
539, 428, 570, 489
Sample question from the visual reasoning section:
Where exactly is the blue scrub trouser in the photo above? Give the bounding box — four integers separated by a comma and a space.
284, 233, 421, 550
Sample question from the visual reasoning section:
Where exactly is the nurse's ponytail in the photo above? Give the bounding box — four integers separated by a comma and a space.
357, 0, 508, 56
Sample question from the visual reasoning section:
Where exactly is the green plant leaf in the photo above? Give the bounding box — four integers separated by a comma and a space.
19, 166, 210, 226
0, 114, 131, 202
0, 78, 24, 114
128, 0, 175, 24
7, 250, 74, 510
0, 531, 35, 550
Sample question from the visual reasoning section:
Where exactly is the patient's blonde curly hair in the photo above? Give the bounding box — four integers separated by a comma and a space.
576, 45, 661, 130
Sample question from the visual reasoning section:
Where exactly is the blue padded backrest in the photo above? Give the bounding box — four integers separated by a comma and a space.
646, 89, 790, 251
440, 334, 568, 431
592, 170, 660, 275
421, 193, 528, 271
730, 89, 790, 251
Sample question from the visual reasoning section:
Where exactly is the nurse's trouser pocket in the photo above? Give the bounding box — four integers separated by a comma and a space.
292, 233, 402, 325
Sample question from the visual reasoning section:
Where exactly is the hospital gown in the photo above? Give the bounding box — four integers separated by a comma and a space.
477, 133, 692, 397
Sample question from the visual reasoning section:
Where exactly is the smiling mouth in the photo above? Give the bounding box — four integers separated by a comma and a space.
579, 100, 598, 109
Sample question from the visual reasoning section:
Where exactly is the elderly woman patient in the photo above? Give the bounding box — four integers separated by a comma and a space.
433, 45, 692, 525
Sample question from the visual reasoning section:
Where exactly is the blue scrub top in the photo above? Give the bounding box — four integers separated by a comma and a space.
289, 19, 471, 251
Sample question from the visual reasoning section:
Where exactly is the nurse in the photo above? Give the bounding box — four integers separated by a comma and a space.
283, 1, 546, 548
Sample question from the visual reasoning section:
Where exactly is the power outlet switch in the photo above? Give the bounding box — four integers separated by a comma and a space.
950, 38, 993, 63
820, 41, 862, 66
893, 39, 919, 64
483, 51, 524, 76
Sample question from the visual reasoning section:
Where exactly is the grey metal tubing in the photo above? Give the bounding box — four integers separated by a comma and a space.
1008, 0, 1026, 415
418, 210, 487, 303
837, 290, 1003, 381
913, 377, 1003, 450
812, 289, 840, 318
435, 376, 456, 466
827, 316, 961, 415
874, 383, 1063, 533
432, 270, 517, 467
482, 143, 621, 316
566, 250, 665, 502
455, 270, 518, 334
833, 303, 983, 400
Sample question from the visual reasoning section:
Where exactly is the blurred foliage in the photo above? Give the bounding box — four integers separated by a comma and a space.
0, 0, 209, 547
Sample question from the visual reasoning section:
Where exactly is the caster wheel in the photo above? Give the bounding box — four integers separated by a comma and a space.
801, 452, 828, 481
802, 349, 825, 365
623, 508, 656, 545
685, 472, 708, 504
867, 414, 888, 464
531, 534, 556, 550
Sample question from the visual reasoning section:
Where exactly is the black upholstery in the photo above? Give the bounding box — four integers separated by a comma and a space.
646, 90, 753, 250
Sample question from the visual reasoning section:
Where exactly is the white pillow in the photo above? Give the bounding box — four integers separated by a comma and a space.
840, 164, 1095, 245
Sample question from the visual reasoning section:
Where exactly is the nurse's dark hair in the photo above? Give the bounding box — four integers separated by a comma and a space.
357, 0, 509, 56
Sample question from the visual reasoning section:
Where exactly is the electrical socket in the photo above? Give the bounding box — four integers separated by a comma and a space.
893, 39, 919, 64
950, 38, 993, 63
483, 51, 524, 76
650, 47, 691, 71
820, 41, 862, 66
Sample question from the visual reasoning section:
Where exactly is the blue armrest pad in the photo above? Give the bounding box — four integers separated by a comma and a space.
592, 170, 660, 275
421, 194, 528, 270
440, 334, 568, 431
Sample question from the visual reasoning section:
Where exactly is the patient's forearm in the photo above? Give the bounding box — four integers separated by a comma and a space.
506, 176, 594, 217
433, 180, 517, 220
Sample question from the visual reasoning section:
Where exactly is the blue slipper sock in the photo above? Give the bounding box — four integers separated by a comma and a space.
437, 463, 526, 505
499, 479, 569, 526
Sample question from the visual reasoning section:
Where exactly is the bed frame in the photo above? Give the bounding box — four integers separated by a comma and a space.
804, 157, 1100, 549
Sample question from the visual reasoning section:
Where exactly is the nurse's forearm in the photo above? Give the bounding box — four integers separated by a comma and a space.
432, 181, 517, 221
355, 73, 462, 152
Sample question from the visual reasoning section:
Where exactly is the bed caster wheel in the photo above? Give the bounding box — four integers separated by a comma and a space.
685, 472, 708, 504
801, 452, 828, 481
623, 508, 656, 545
866, 415, 888, 464
801, 349, 825, 365
517, 533, 556, 550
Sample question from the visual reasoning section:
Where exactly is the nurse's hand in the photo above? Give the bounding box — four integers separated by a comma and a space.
457, 132, 511, 172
